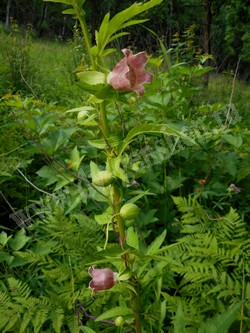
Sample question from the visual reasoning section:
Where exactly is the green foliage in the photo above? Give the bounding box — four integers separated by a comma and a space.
0, 1, 249, 333
0, 19, 34, 93
198, 302, 242, 333
93, 0, 162, 58
173, 301, 243, 333
0, 208, 104, 332
164, 196, 250, 331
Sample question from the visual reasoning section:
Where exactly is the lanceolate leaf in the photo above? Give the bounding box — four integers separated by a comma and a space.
174, 303, 186, 333
146, 229, 166, 255
43, 0, 86, 10
95, 306, 133, 321
96, 0, 163, 54
117, 124, 199, 155
43, 0, 72, 5
81, 327, 96, 333
62, 8, 76, 15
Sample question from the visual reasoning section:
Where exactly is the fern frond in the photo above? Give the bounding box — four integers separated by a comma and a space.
48, 307, 64, 333
32, 307, 49, 333
66, 314, 80, 333
198, 301, 242, 333
7, 277, 31, 299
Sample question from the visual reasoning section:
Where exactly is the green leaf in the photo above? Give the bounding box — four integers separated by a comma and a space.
36, 166, 58, 186
90, 161, 100, 180
43, 0, 72, 5
166, 175, 188, 192
109, 156, 129, 183
96, 0, 163, 54
77, 113, 98, 126
126, 227, 139, 250
192, 65, 214, 77
222, 134, 243, 148
43, 0, 72, 4
0, 252, 14, 265
107, 32, 129, 44
0, 231, 10, 246
118, 124, 198, 155
120, 19, 148, 30
20, 311, 32, 333
8, 230, 30, 251
141, 261, 168, 285
65, 106, 95, 113
146, 229, 166, 255
174, 303, 186, 333
198, 302, 242, 333
66, 146, 84, 171
81, 327, 96, 333
51, 308, 64, 333
77, 71, 106, 85
95, 306, 133, 321
54, 173, 74, 191
101, 48, 117, 57
62, 8, 76, 15
95, 207, 113, 225
42, 128, 77, 154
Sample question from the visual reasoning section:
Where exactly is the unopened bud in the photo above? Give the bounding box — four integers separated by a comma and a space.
120, 203, 139, 220
92, 171, 114, 187
115, 316, 124, 327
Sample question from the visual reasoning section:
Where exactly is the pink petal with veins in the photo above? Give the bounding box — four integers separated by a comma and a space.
108, 48, 152, 96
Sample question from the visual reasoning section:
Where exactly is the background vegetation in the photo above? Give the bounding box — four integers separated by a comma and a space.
0, 0, 249, 332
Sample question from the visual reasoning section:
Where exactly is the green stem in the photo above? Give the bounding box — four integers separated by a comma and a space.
110, 185, 125, 245
73, 1, 96, 70
134, 309, 142, 333
73, 1, 110, 138
130, 288, 142, 333
100, 102, 110, 138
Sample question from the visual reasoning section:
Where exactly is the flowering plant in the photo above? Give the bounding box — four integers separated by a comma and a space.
32, 0, 246, 332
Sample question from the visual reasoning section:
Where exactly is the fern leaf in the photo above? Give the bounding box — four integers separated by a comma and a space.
32, 307, 49, 333
51, 308, 64, 333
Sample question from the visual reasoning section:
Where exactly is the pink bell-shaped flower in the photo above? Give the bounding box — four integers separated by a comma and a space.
108, 49, 153, 96
88, 266, 117, 294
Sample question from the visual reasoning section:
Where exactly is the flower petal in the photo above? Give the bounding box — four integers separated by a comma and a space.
107, 58, 131, 91
88, 267, 117, 294
124, 49, 148, 69
108, 49, 152, 96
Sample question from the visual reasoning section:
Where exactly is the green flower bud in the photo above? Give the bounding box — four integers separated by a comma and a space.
115, 316, 124, 327
120, 203, 139, 220
92, 171, 114, 187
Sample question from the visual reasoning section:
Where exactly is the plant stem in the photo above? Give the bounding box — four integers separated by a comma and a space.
110, 184, 125, 245
73, 1, 96, 70
130, 288, 142, 333
100, 102, 110, 138
73, 1, 110, 138
110, 184, 142, 333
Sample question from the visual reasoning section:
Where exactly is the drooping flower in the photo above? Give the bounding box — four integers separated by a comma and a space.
88, 266, 117, 294
107, 49, 153, 96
